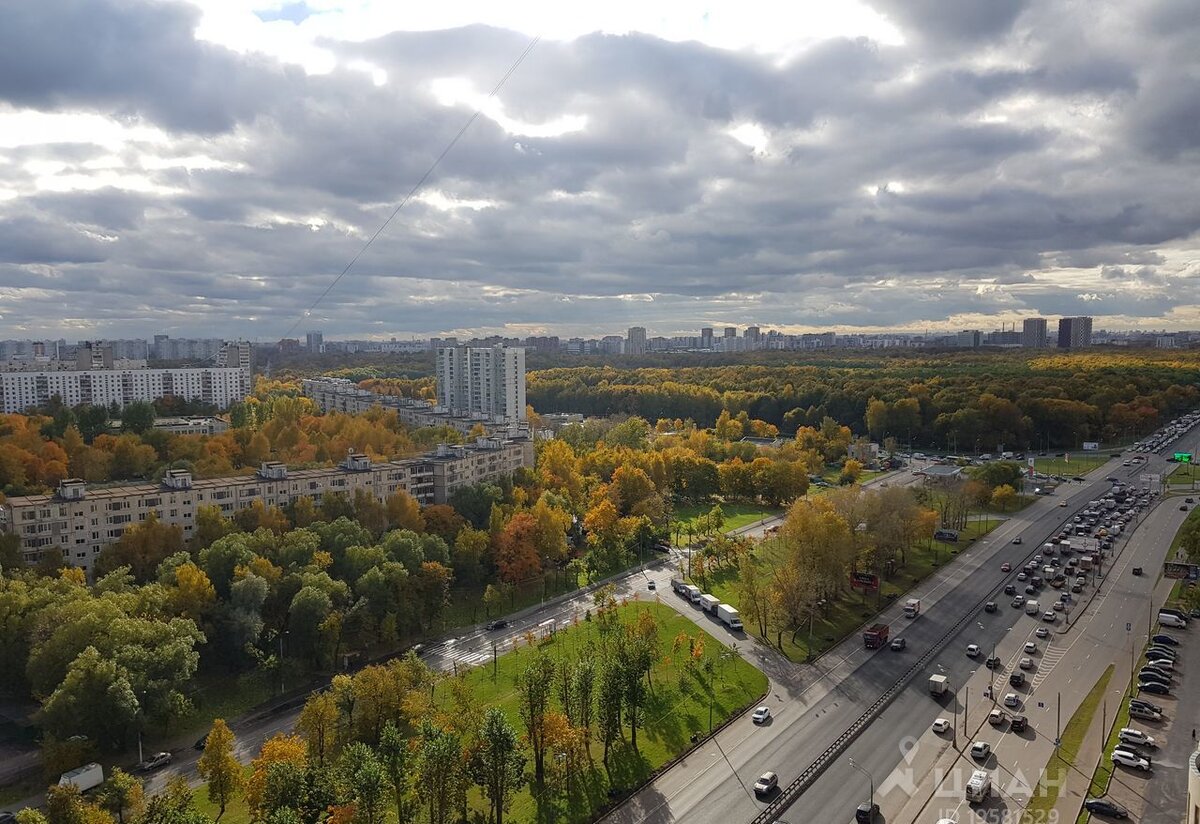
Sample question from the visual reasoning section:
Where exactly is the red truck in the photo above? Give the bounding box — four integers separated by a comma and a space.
863, 623, 890, 649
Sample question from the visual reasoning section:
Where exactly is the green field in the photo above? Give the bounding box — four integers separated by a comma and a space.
1168, 462, 1199, 487
440, 601, 766, 823
692, 518, 995, 662
1022, 665, 1113, 824
671, 502, 781, 544
1034, 453, 1111, 478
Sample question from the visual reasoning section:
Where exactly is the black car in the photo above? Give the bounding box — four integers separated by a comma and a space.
1084, 798, 1129, 819
1010, 714, 1028, 732
1151, 634, 1180, 647
1010, 671, 1026, 687
1138, 681, 1170, 695
194, 734, 208, 751
1132, 567, 1142, 576
486, 619, 509, 631
1004, 584, 1017, 595
855, 802, 879, 823
890, 637, 907, 651
985, 656, 1002, 669
984, 602, 997, 613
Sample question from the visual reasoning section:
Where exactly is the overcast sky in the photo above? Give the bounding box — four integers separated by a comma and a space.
1, 0, 1198, 341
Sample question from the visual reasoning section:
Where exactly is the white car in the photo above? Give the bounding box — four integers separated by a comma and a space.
970, 741, 991, 760
1019, 657, 1034, 670
1111, 750, 1150, 771
754, 771, 779, 794
966, 644, 980, 657
751, 706, 771, 724
1025, 641, 1038, 654
1004, 692, 1020, 708
988, 708, 1006, 725
1118, 728, 1157, 748
1017, 572, 1028, 581
932, 718, 951, 733
1036, 627, 1050, 638
1043, 611, 1057, 622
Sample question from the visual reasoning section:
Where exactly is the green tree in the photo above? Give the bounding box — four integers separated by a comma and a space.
121, 402, 156, 435
990, 484, 1018, 512
139, 776, 209, 824
516, 654, 554, 791
416, 724, 465, 824
196, 719, 243, 821
37, 647, 138, 747
98, 769, 144, 824
470, 708, 526, 824
378, 722, 415, 824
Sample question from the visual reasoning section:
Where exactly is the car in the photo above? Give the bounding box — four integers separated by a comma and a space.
1010, 714, 1028, 732
1118, 728, 1157, 748
647, 580, 656, 590
1071, 583, 1084, 593
932, 718, 951, 733
1012, 537, 1023, 545
1113, 747, 1153, 769
1043, 611, 1056, 622
966, 644, 980, 657
751, 706, 771, 724
0, 813, 15, 824
1152, 634, 1180, 647
1036, 627, 1050, 638
985, 655, 1002, 669
1004, 692, 1020, 708
1084, 798, 1130, 818
1009, 671, 1026, 687
971, 741, 991, 760
1025, 641, 1038, 654
1019, 657, 1034, 670
1060, 501, 1069, 507
1129, 704, 1162, 721
1147, 658, 1175, 672
890, 637, 907, 650
485, 619, 509, 631
1004, 584, 1017, 595
137, 751, 172, 772
855, 802, 880, 823
1181, 505, 1188, 511
194, 734, 208, 751
1025, 585, 1038, 595
1033, 555, 1043, 564
1053, 600, 1065, 612
754, 772, 779, 795
1188, 498, 1195, 504
1017, 572, 1028, 581
1131, 697, 1164, 714
1012, 596, 1025, 608
1138, 670, 1171, 686
988, 708, 1006, 725
1138, 681, 1170, 695
1001, 562, 1012, 572
1146, 647, 1176, 661
984, 602, 997, 613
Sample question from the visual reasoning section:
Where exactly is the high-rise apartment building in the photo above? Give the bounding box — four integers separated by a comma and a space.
1057, 316, 1093, 349
435, 345, 526, 423
700, 328, 714, 349
724, 327, 737, 339
1022, 318, 1048, 348
745, 326, 761, 349
306, 331, 324, 354
626, 327, 647, 355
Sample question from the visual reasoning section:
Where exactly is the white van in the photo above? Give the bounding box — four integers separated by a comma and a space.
1159, 612, 1187, 628
59, 763, 104, 793
1026, 600, 1041, 615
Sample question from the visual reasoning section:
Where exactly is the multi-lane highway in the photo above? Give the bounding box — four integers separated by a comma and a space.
601, 438, 1194, 824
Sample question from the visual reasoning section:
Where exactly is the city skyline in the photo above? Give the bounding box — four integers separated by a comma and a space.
2, 2, 1200, 340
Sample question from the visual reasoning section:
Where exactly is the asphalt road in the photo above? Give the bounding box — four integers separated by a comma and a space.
600, 438, 1193, 824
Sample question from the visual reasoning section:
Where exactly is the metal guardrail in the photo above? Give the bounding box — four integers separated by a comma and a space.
749, 496, 1109, 824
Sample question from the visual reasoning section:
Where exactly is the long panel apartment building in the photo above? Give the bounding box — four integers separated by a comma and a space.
1, 436, 532, 576
0, 341, 251, 413
302, 377, 529, 437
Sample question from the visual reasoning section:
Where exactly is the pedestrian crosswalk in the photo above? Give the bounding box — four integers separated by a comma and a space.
1029, 641, 1069, 692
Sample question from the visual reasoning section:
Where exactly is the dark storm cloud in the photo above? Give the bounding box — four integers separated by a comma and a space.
0, 0, 279, 133
1, 0, 1199, 338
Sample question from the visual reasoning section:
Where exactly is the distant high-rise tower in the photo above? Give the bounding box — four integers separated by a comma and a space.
1022, 318, 1048, 348
436, 345, 526, 423
724, 327, 737, 338
626, 327, 647, 356
1057, 317, 1093, 349
744, 326, 761, 349
306, 331, 324, 354
700, 328, 714, 349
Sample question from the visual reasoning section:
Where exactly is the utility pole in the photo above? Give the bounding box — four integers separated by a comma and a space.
1056, 692, 1062, 754
848, 758, 875, 813
963, 686, 969, 739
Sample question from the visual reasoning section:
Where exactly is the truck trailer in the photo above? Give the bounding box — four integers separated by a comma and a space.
717, 604, 743, 630
929, 674, 949, 696
966, 770, 991, 802
699, 594, 720, 614
904, 598, 921, 618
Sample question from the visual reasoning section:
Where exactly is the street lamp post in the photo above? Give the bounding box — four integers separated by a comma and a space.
278, 629, 289, 695
848, 758, 874, 814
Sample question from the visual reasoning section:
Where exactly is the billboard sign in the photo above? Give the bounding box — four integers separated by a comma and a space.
1082, 442, 1099, 451
850, 572, 880, 591
1163, 562, 1200, 580
1175, 452, 1193, 464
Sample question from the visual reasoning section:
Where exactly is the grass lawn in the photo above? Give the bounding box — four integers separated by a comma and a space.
1021, 665, 1113, 824
671, 502, 781, 544
692, 518, 997, 662
434, 601, 766, 824
1168, 462, 1199, 488
194, 766, 253, 824
1034, 454, 1111, 478
1169, 506, 1200, 557
1076, 689, 1131, 824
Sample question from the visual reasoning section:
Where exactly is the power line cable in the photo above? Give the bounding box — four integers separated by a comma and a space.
279, 33, 542, 341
